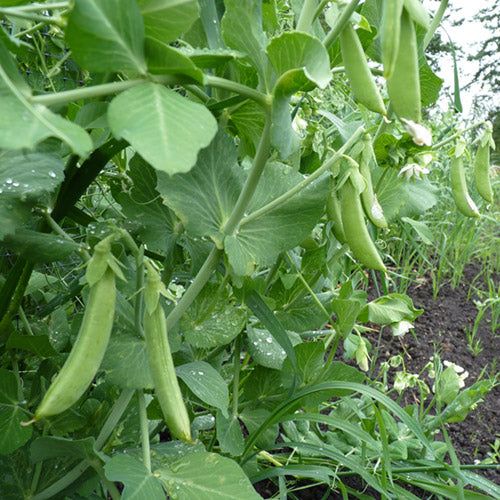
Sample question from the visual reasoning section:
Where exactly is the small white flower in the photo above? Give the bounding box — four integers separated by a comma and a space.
401, 118, 433, 146
398, 163, 430, 180
391, 320, 414, 337
292, 115, 307, 133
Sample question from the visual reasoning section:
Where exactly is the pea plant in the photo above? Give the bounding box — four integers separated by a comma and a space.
0, 0, 498, 498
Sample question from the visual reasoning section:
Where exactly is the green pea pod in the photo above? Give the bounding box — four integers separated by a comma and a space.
359, 134, 388, 228
340, 172, 387, 272
403, 0, 430, 29
381, 0, 404, 79
340, 22, 386, 115
326, 177, 346, 244
144, 264, 192, 443
386, 9, 421, 123
450, 156, 480, 218
473, 143, 494, 204
35, 266, 116, 420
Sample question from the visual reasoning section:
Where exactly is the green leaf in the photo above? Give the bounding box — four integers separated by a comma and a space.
0, 150, 65, 240
419, 59, 444, 108
108, 83, 217, 175
398, 178, 438, 218
66, 0, 147, 73
0, 42, 91, 156
0, 406, 32, 455
30, 436, 96, 462
216, 410, 244, 456
157, 129, 240, 247
331, 297, 362, 337
221, 0, 270, 86
239, 407, 278, 449
105, 454, 166, 500
101, 332, 154, 390
227, 100, 267, 157
180, 283, 246, 348
145, 38, 204, 82
360, 293, 423, 325
0, 369, 17, 405
138, 0, 199, 44
117, 154, 178, 256
4, 229, 79, 263
179, 46, 244, 68
246, 324, 288, 370
157, 452, 263, 499
176, 361, 229, 415
6, 330, 58, 357
281, 342, 325, 388
226, 165, 329, 275
401, 217, 433, 245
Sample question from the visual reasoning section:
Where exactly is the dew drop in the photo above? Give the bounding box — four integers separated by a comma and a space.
265, 337, 273, 344
13, 182, 20, 187
49, 171, 57, 178
5, 178, 12, 184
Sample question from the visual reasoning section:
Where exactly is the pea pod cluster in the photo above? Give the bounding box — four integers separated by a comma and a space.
34, 237, 120, 420
340, 165, 387, 272
143, 262, 193, 443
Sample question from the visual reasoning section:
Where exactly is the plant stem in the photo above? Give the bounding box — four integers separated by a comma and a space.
91, 461, 122, 500
232, 336, 242, 417
137, 390, 152, 472
240, 125, 364, 227
165, 246, 223, 330
0, 9, 64, 23
323, 0, 362, 50
2, 2, 69, 12
204, 75, 271, 109
433, 121, 487, 150
423, 0, 449, 49
95, 388, 135, 450
296, 0, 319, 32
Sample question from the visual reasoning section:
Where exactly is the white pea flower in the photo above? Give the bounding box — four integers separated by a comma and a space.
443, 361, 469, 388
400, 118, 432, 146
292, 115, 307, 133
391, 320, 414, 337
398, 163, 430, 180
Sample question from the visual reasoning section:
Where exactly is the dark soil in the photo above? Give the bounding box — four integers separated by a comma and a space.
254, 262, 500, 498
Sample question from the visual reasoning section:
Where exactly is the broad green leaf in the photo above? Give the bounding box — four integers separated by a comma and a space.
148, 440, 206, 470
31, 436, 96, 462
180, 283, 246, 348
145, 38, 204, 82
158, 129, 240, 246
105, 454, 165, 500
242, 366, 285, 409
108, 83, 217, 175
0, 42, 91, 156
226, 165, 329, 275
66, 0, 147, 74
216, 410, 244, 456
138, 0, 200, 44
331, 297, 362, 337
117, 154, 178, 256
3, 229, 79, 263
227, 100, 267, 157
0, 406, 32, 455
359, 294, 423, 325
0, 151, 65, 240
6, 330, 58, 357
239, 407, 279, 449
176, 361, 229, 415
281, 342, 325, 388
0, 369, 17, 405
267, 32, 331, 92
74, 102, 109, 129
157, 452, 263, 499
401, 216, 433, 245
246, 324, 287, 370
420, 59, 443, 107
399, 177, 439, 218
101, 332, 154, 390
221, 0, 270, 87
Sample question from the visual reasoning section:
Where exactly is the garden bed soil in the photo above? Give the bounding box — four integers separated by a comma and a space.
255, 262, 500, 498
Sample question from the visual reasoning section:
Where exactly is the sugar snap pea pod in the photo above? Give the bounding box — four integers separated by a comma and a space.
340, 171, 387, 272
386, 9, 421, 123
326, 176, 347, 244
340, 22, 386, 115
34, 240, 117, 420
359, 134, 388, 228
474, 141, 494, 204
450, 156, 480, 218
143, 262, 192, 443
381, 0, 404, 79
403, 0, 430, 29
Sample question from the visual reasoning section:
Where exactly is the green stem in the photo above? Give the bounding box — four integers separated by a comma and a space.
323, 0, 362, 50
95, 388, 135, 450
222, 107, 273, 235
423, 0, 449, 49
18, 306, 34, 336
0, 262, 35, 340
91, 461, 122, 500
204, 75, 271, 109
137, 390, 152, 472
232, 336, 242, 417
165, 246, 223, 330
296, 0, 319, 32
2, 1, 69, 12
433, 121, 486, 150
0, 9, 63, 23
32, 461, 91, 500
240, 125, 364, 227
